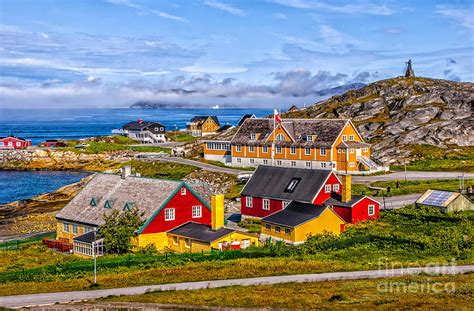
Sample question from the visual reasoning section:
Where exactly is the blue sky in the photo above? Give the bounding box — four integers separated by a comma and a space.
0, 0, 472, 108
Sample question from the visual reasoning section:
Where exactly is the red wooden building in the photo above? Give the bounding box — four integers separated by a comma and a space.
0, 136, 32, 149
240, 166, 379, 223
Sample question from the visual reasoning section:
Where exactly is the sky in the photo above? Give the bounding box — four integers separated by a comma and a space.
0, 0, 473, 109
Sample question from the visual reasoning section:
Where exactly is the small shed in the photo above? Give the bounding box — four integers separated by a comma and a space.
416, 189, 473, 212
288, 105, 299, 112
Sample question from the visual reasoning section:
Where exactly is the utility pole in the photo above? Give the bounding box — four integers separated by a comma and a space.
404, 161, 408, 181
93, 227, 97, 285
461, 160, 465, 193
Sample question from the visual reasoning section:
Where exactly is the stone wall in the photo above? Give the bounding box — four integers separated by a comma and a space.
0, 149, 135, 163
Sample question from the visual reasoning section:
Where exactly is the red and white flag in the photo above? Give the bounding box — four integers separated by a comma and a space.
274, 108, 282, 124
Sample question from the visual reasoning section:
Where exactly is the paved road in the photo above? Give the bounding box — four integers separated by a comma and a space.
376, 193, 421, 210
2, 265, 472, 308
157, 157, 249, 175
353, 171, 473, 183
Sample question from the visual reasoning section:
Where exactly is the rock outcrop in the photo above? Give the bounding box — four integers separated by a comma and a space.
284, 77, 473, 164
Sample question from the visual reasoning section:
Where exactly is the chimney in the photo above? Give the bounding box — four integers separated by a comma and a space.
341, 174, 352, 203
211, 194, 225, 231
121, 165, 132, 179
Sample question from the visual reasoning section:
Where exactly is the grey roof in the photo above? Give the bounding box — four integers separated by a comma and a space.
262, 201, 327, 227
190, 116, 220, 127
338, 141, 370, 148
167, 222, 234, 243
56, 174, 210, 226
0, 135, 29, 141
324, 194, 366, 208
231, 118, 349, 147
123, 121, 165, 131
241, 166, 333, 202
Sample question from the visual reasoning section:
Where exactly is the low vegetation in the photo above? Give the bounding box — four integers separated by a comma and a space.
165, 131, 197, 142
65, 136, 171, 154
100, 208, 144, 254
1, 205, 472, 296
352, 179, 474, 197
101, 273, 473, 309
123, 160, 199, 180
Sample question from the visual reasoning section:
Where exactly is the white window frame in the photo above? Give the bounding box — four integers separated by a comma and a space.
364, 147, 368, 152
237, 158, 241, 163
291, 161, 296, 167
277, 160, 282, 165
250, 133, 256, 140
321, 163, 327, 168
236, 145, 242, 152
349, 135, 354, 141
276, 146, 282, 154
333, 184, 340, 192
306, 135, 312, 141
305, 147, 311, 155
320, 147, 327, 156
342, 135, 347, 141
325, 184, 331, 193
8, 142, 12, 146
173, 236, 179, 245
262, 145, 268, 153
246, 196, 252, 208
283, 201, 290, 208
63, 223, 69, 232
16, 142, 21, 147
263, 159, 268, 165
181, 187, 186, 195
305, 162, 311, 168
72, 224, 78, 234
263, 199, 270, 210
368, 204, 375, 216
165, 208, 175, 221
192, 205, 202, 218
290, 146, 296, 154
249, 145, 255, 152
350, 148, 354, 154
275, 133, 285, 141
338, 149, 341, 154
250, 158, 255, 164
185, 238, 191, 248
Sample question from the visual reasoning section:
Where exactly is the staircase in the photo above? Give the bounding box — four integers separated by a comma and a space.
358, 156, 380, 171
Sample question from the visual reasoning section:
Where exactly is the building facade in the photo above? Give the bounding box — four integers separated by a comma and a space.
113, 120, 166, 143
187, 116, 220, 137
0, 136, 32, 149
203, 118, 386, 174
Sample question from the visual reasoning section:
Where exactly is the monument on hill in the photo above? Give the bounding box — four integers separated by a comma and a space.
405, 59, 415, 77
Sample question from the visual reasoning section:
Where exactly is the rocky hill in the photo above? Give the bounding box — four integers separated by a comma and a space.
283, 77, 473, 164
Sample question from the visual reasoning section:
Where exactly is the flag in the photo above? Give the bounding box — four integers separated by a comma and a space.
274, 109, 282, 124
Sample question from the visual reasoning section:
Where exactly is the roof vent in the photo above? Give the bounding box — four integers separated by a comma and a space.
121, 165, 132, 179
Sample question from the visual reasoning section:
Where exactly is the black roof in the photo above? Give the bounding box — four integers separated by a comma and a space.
167, 222, 234, 243
262, 201, 327, 227
123, 121, 165, 131
241, 166, 334, 202
217, 125, 233, 132
324, 193, 366, 207
73, 231, 100, 244
238, 114, 256, 126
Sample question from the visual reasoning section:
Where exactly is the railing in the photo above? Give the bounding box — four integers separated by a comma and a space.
0, 232, 55, 251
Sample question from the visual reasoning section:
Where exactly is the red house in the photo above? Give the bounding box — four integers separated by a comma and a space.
0, 135, 32, 149
240, 166, 379, 223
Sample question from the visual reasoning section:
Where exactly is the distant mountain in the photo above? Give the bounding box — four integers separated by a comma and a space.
284, 77, 474, 163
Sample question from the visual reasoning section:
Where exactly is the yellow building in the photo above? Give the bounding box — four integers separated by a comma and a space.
167, 195, 259, 252
261, 201, 346, 245
187, 116, 221, 137
203, 118, 386, 174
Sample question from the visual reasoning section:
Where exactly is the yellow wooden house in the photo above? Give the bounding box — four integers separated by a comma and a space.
261, 201, 346, 245
187, 116, 220, 137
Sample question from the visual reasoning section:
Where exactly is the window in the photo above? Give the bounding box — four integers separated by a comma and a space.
236, 145, 242, 152
333, 184, 340, 192
250, 133, 256, 140
265, 224, 271, 231
63, 223, 69, 232
277, 160, 282, 165
350, 162, 355, 167
90, 197, 97, 206
84, 226, 93, 233
165, 208, 175, 221
173, 236, 178, 245
342, 135, 347, 141
250, 158, 255, 164
0, 142, 3, 146
291, 161, 296, 167
321, 163, 327, 168
364, 147, 368, 152
104, 200, 112, 209
306, 135, 312, 141
192, 205, 202, 218
160, 127, 164, 131
338, 149, 341, 154
285, 228, 291, 235
275, 133, 285, 141
305, 147, 311, 155
262, 146, 268, 153
290, 146, 296, 154
263, 199, 270, 210
285, 178, 301, 192
275, 226, 281, 233
305, 162, 311, 168
368, 205, 375, 216
181, 187, 186, 195
123, 202, 133, 211
325, 185, 331, 193
16, 142, 21, 147
350, 148, 354, 154
249, 145, 254, 152
185, 239, 191, 248
320, 147, 327, 156
246, 197, 253, 208
263, 159, 268, 165
237, 158, 241, 163
72, 224, 78, 234
276, 146, 282, 154
349, 135, 354, 141
8, 142, 12, 146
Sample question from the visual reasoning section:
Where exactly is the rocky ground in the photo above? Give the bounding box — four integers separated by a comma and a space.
284, 77, 474, 164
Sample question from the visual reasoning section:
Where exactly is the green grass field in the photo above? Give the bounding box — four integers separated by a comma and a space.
1, 205, 471, 296
64, 136, 171, 154
165, 131, 197, 142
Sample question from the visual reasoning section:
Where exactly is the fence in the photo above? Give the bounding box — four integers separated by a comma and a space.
0, 232, 55, 251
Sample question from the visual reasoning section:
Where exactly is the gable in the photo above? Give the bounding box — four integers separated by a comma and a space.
265, 124, 294, 143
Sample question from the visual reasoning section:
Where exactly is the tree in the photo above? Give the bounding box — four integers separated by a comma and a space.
99, 208, 144, 254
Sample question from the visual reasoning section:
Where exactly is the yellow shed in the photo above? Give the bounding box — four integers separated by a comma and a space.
261, 201, 346, 245
167, 222, 259, 253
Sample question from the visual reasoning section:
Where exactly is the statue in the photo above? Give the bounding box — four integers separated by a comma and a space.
405, 59, 415, 77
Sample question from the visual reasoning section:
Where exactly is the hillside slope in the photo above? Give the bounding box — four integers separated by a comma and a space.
284, 77, 473, 164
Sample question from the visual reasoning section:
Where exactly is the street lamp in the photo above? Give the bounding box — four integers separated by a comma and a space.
93, 227, 97, 285
461, 160, 466, 193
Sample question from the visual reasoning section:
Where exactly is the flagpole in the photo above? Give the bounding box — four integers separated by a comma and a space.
272, 108, 275, 166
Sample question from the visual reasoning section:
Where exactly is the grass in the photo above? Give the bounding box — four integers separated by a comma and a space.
64, 135, 171, 154
224, 180, 246, 200
101, 273, 473, 309
352, 179, 474, 197
200, 159, 255, 171
1, 205, 472, 296
123, 160, 200, 180
238, 218, 262, 234
165, 131, 197, 142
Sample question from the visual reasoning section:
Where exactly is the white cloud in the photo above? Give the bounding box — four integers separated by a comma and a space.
436, 5, 474, 30
268, 0, 395, 16
180, 64, 248, 74
204, 0, 247, 16
272, 12, 288, 19
105, 0, 189, 22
